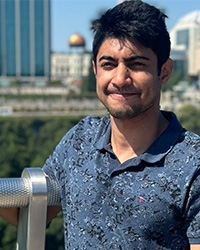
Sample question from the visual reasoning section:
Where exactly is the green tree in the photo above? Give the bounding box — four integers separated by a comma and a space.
0, 218, 17, 250
81, 59, 96, 94
45, 212, 64, 250
10, 79, 22, 86
48, 79, 63, 86
177, 105, 200, 135
162, 70, 182, 92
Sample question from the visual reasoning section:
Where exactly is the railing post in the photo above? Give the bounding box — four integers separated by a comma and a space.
16, 168, 47, 250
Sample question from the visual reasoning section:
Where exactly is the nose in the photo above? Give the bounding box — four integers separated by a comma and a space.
112, 64, 132, 89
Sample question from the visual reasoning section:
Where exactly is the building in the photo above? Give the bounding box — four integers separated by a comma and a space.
170, 10, 200, 80
0, 0, 51, 85
170, 48, 187, 77
51, 52, 91, 86
51, 34, 92, 86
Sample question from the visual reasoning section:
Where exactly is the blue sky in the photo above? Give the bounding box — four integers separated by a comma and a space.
51, 0, 200, 52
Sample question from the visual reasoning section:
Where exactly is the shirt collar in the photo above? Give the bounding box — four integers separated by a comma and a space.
93, 117, 111, 151
94, 111, 183, 164
140, 111, 183, 163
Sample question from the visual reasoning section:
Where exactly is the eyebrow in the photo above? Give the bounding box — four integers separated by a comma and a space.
125, 56, 150, 62
98, 55, 150, 62
98, 56, 115, 62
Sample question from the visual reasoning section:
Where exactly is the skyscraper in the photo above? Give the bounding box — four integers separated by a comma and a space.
0, 0, 51, 85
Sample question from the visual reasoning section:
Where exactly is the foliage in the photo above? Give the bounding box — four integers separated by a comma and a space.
81, 59, 96, 94
177, 105, 200, 135
47, 79, 63, 86
0, 116, 84, 177
10, 79, 22, 86
162, 70, 182, 92
0, 115, 84, 249
46, 212, 64, 250
0, 217, 17, 250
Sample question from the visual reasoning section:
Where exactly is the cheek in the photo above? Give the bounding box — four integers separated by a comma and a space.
96, 77, 105, 97
132, 72, 154, 90
136, 71, 155, 82
96, 72, 110, 89
135, 72, 160, 96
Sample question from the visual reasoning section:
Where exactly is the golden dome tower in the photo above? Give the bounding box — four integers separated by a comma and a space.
68, 33, 85, 48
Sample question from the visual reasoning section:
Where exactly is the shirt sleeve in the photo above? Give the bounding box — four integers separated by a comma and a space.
42, 124, 76, 179
185, 168, 200, 244
187, 212, 200, 244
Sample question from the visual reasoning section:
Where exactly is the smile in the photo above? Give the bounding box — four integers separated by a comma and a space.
109, 92, 140, 100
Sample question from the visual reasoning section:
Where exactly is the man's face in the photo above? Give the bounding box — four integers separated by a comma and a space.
93, 38, 164, 120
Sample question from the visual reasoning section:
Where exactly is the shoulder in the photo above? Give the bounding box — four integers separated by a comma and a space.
166, 129, 200, 171
63, 115, 110, 141
184, 130, 200, 142
170, 129, 200, 173
75, 115, 110, 131
43, 115, 110, 175
52, 115, 110, 153
181, 130, 200, 153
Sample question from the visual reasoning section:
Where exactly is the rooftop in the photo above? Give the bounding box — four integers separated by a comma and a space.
175, 10, 200, 27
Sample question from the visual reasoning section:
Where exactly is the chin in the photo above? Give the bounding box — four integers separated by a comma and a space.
107, 106, 144, 120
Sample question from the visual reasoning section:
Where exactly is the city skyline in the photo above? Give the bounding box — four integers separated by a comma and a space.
51, 0, 200, 52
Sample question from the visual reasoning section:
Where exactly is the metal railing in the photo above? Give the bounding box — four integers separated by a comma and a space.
0, 168, 61, 250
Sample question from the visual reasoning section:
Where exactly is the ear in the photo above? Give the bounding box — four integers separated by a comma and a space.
92, 60, 97, 76
159, 58, 174, 86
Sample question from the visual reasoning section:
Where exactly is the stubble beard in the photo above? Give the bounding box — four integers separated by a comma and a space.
97, 88, 160, 120
104, 103, 145, 120
100, 95, 159, 120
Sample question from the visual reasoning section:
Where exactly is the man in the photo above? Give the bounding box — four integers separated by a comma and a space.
1, 0, 200, 249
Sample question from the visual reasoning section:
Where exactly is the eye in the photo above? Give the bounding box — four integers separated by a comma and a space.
128, 61, 145, 70
100, 61, 116, 70
135, 62, 145, 66
131, 61, 145, 66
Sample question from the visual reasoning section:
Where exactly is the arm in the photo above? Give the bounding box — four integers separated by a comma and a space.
0, 207, 19, 226
0, 206, 61, 227
47, 206, 62, 224
44, 173, 62, 224
191, 245, 200, 250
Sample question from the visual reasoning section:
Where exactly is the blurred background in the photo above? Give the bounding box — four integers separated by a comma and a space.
0, 0, 200, 249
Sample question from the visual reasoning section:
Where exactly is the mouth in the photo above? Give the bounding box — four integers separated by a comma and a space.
109, 92, 140, 100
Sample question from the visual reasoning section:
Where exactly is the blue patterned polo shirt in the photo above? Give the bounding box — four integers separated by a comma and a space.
43, 111, 200, 249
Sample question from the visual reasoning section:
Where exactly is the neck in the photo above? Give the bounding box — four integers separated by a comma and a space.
110, 109, 169, 163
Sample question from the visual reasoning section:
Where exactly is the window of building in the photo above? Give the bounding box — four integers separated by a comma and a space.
20, 0, 30, 76
177, 29, 189, 48
5, 0, 16, 76
34, 0, 44, 76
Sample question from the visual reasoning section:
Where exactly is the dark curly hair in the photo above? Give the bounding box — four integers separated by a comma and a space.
91, 0, 170, 75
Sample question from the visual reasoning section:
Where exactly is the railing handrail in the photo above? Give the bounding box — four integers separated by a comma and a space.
0, 169, 61, 208
0, 168, 61, 250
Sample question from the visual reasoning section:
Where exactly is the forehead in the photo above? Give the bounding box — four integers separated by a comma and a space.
97, 38, 156, 60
